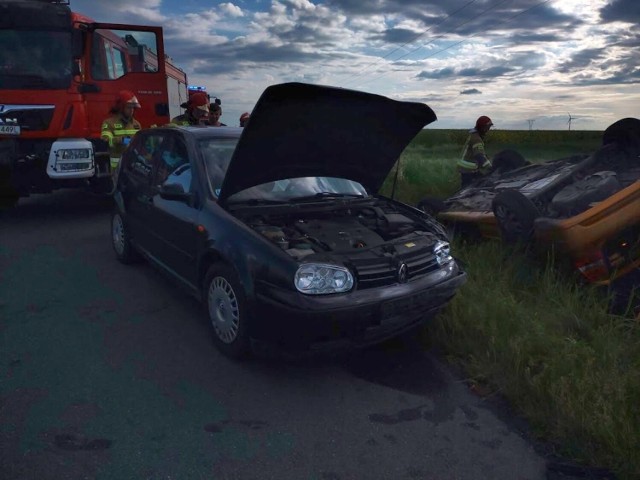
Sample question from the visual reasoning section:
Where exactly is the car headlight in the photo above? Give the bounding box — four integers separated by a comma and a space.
294, 263, 354, 295
434, 240, 453, 266
60, 148, 91, 160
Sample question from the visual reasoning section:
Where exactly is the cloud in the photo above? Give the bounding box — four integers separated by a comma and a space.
373, 27, 421, 44
220, 3, 245, 18
460, 88, 481, 95
417, 65, 515, 80
416, 67, 455, 79
600, 0, 640, 24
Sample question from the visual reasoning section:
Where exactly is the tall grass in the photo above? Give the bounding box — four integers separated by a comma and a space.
431, 242, 640, 478
384, 129, 640, 479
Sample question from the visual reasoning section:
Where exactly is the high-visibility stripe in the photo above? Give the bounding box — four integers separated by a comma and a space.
457, 159, 478, 171
101, 131, 114, 147
470, 142, 485, 154
112, 129, 139, 135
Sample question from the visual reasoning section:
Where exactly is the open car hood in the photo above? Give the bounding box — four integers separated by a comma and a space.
218, 82, 436, 202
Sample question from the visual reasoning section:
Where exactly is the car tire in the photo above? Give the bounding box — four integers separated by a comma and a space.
491, 149, 528, 173
204, 263, 251, 359
416, 196, 446, 216
492, 190, 539, 244
111, 211, 141, 264
602, 117, 640, 154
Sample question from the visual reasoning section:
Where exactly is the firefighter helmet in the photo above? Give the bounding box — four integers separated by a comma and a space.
116, 90, 141, 110
475, 115, 493, 129
189, 91, 209, 112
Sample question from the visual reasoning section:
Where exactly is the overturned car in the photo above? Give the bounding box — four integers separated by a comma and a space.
112, 82, 467, 358
418, 118, 640, 285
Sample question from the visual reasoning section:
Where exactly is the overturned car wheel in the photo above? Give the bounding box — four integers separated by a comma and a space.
602, 117, 640, 155
205, 263, 251, 360
492, 190, 539, 244
491, 149, 529, 173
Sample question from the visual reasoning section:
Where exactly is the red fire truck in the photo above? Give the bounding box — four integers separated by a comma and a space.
0, 0, 189, 207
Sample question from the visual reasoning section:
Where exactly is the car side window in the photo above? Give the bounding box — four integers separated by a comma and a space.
122, 133, 163, 183
154, 136, 190, 189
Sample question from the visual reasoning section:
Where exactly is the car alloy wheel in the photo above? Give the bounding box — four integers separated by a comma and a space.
208, 277, 240, 344
111, 211, 140, 264
204, 263, 251, 359
112, 213, 126, 257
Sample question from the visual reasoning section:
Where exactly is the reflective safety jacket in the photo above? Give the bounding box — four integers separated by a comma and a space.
101, 114, 141, 169
457, 129, 491, 173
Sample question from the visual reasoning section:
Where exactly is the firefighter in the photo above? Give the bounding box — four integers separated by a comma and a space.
171, 91, 210, 126
457, 115, 494, 187
101, 90, 142, 171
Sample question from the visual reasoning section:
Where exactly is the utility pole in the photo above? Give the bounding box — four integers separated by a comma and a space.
527, 119, 535, 131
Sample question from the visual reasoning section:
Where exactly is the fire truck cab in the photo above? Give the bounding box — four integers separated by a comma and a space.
0, 0, 189, 207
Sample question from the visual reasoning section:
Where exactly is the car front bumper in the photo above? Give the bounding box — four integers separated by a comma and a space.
250, 264, 467, 351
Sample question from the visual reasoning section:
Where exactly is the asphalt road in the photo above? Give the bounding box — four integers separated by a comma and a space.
0, 190, 549, 480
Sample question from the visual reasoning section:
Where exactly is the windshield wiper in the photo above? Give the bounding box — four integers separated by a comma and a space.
227, 198, 289, 206
289, 192, 367, 202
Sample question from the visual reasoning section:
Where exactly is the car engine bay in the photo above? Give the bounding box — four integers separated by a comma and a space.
236, 199, 445, 260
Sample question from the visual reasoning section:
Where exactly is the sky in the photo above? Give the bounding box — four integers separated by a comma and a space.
71, 0, 639, 130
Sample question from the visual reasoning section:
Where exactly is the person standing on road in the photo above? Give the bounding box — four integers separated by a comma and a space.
101, 90, 142, 172
171, 91, 210, 126
207, 102, 227, 127
457, 115, 494, 187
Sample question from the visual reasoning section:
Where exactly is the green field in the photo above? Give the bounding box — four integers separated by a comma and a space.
385, 129, 640, 480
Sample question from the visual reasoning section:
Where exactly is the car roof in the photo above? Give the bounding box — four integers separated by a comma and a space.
148, 125, 243, 140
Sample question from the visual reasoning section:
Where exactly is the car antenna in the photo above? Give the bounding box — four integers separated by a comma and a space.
390, 157, 401, 200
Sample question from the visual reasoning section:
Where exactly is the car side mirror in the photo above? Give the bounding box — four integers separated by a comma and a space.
159, 183, 191, 202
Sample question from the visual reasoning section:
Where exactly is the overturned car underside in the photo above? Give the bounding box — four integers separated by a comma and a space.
446, 143, 640, 219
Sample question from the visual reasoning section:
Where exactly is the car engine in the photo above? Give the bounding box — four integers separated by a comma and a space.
241, 201, 437, 260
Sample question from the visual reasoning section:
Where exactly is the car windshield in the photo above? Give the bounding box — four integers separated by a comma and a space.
227, 177, 368, 203
199, 137, 240, 197
199, 137, 369, 202
0, 29, 72, 89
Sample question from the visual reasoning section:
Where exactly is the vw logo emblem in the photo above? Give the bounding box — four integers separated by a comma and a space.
397, 262, 408, 283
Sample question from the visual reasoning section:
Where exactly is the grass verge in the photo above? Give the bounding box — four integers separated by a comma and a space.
384, 130, 639, 479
